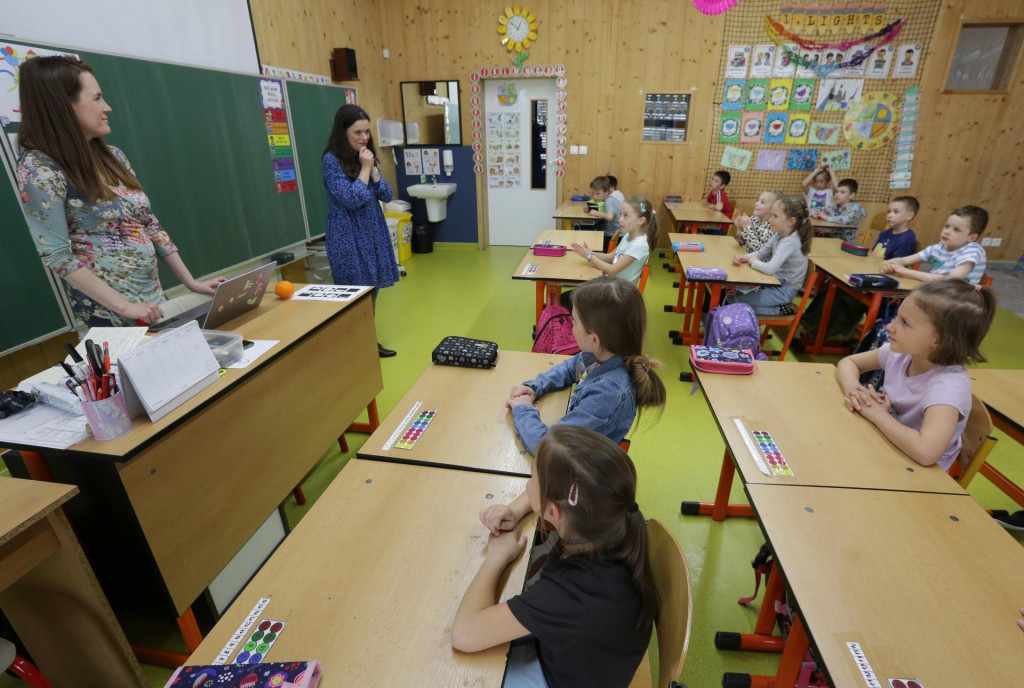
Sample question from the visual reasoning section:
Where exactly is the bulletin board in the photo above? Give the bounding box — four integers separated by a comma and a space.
707, 0, 940, 203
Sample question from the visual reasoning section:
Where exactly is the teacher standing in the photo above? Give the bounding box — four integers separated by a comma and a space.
16, 56, 223, 326
322, 105, 399, 358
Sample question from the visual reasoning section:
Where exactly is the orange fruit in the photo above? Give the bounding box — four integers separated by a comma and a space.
275, 280, 295, 299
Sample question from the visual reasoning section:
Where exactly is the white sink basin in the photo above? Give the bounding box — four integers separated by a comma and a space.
406, 183, 457, 221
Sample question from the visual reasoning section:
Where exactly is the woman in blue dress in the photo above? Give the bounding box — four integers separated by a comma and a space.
323, 105, 399, 358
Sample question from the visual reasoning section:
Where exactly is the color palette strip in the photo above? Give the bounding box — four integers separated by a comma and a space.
381, 401, 423, 451
234, 619, 287, 664
395, 409, 438, 450
751, 429, 793, 477
734, 418, 771, 476
213, 597, 271, 665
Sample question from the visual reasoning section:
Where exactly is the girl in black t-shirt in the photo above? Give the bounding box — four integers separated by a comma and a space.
453, 426, 658, 687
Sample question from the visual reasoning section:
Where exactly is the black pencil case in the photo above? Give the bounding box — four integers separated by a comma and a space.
431, 336, 498, 369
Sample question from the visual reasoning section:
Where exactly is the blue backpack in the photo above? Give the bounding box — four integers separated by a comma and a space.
703, 302, 767, 360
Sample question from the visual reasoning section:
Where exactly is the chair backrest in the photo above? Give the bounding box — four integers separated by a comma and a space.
647, 518, 692, 687
952, 393, 997, 487
638, 265, 651, 294
981, 273, 994, 288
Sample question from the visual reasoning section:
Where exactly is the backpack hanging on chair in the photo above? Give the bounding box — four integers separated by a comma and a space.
853, 296, 901, 390
532, 289, 581, 356
703, 302, 768, 360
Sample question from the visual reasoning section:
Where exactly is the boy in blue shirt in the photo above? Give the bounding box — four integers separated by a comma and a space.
881, 205, 988, 285
812, 175, 868, 242
585, 176, 621, 252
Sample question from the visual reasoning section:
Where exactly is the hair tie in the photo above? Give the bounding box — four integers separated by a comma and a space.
652, 209, 657, 215
568, 480, 579, 506
975, 284, 983, 291
628, 502, 639, 513
639, 202, 647, 213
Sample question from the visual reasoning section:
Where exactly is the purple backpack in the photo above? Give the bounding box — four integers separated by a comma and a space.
532, 292, 581, 356
703, 302, 768, 360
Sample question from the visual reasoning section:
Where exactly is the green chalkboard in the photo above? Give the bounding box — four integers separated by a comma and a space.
286, 81, 357, 239
0, 171, 69, 352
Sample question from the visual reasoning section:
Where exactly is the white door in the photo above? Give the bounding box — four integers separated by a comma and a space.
484, 78, 558, 246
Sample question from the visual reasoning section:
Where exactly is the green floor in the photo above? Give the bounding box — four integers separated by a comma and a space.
9, 244, 1024, 687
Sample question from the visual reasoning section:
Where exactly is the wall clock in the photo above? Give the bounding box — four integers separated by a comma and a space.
497, 5, 537, 67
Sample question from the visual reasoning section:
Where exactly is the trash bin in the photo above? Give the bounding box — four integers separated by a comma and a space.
384, 211, 413, 263
411, 224, 433, 254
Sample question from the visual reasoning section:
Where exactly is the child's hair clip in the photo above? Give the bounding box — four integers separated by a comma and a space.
568, 479, 579, 506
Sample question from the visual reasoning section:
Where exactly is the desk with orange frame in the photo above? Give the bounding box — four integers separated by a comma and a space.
810, 216, 857, 237
664, 200, 731, 234
664, 233, 779, 345
2, 287, 383, 667
0, 477, 146, 688
552, 201, 596, 229
186, 459, 534, 687
803, 253, 923, 355
358, 351, 571, 476
740, 484, 1024, 688
968, 368, 1024, 509
512, 229, 604, 321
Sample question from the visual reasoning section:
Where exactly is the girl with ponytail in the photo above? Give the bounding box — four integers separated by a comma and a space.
455, 426, 657, 687
507, 276, 665, 456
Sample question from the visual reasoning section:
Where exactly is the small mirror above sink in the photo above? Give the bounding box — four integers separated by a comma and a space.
400, 81, 461, 145
407, 183, 457, 221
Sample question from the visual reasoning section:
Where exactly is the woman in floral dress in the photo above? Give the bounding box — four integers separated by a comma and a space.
17, 56, 222, 327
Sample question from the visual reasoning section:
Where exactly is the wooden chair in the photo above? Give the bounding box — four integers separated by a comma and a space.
757, 259, 817, 361
981, 273, 994, 288
948, 393, 998, 488
638, 265, 651, 294
858, 227, 879, 248
629, 518, 692, 688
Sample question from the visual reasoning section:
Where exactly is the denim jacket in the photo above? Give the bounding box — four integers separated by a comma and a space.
511, 352, 637, 455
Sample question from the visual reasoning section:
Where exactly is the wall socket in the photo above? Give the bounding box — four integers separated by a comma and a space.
991, 237, 1002, 247
579, 145, 588, 154
981, 238, 992, 246
570, 145, 579, 155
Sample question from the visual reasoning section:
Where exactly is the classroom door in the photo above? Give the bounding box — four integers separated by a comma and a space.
484, 78, 557, 246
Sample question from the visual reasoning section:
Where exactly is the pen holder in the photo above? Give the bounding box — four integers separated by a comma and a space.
81, 389, 132, 440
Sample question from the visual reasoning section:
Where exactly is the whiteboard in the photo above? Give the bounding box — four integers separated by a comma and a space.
0, 0, 259, 74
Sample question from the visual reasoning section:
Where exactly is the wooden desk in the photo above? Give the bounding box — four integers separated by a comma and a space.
664, 201, 731, 234
969, 368, 1024, 508
810, 216, 856, 238
188, 460, 534, 686
666, 233, 779, 345
746, 485, 1024, 688
0, 477, 145, 687
553, 202, 595, 229
805, 254, 923, 355
808, 237, 844, 258
512, 229, 603, 320
358, 351, 571, 475
4, 288, 382, 659
688, 361, 964, 519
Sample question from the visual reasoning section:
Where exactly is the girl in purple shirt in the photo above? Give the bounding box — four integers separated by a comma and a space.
837, 281, 996, 470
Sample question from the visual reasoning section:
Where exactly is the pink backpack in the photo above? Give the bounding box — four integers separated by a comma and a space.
532, 291, 580, 355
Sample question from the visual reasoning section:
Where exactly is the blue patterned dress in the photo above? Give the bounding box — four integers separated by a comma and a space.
322, 152, 398, 289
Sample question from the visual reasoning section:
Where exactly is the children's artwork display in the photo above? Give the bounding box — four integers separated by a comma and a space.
403, 149, 423, 176
815, 79, 864, 111
750, 44, 776, 78
808, 121, 841, 145
892, 43, 921, 78
723, 79, 746, 111
866, 45, 894, 78
740, 112, 764, 143
786, 148, 818, 171
745, 79, 769, 110
820, 149, 852, 171
721, 145, 753, 171
839, 43, 871, 78
763, 112, 788, 143
772, 43, 798, 77
756, 149, 786, 172
726, 45, 751, 78
795, 49, 821, 79
0, 43, 78, 124
767, 78, 793, 110
719, 112, 742, 142
790, 79, 815, 111
843, 91, 898, 150
785, 113, 810, 144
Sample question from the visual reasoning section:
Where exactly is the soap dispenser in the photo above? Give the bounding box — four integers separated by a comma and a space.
442, 149, 454, 176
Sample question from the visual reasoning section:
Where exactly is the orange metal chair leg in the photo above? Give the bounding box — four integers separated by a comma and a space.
715, 563, 786, 654
18, 450, 55, 482
979, 462, 1024, 510
292, 486, 307, 505
347, 399, 381, 435
681, 450, 755, 520
337, 434, 349, 452
725, 613, 810, 688
130, 607, 202, 668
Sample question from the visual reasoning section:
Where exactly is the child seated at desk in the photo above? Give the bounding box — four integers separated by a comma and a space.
585, 176, 622, 253
732, 195, 811, 315
811, 175, 867, 242
702, 169, 734, 219
801, 164, 836, 214
455, 426, 656, 688
837, 281, 996, 470
733, 188, 782, 252
570, 196, 657, 285
509, 277, 666, 456
880, 205, 989, 285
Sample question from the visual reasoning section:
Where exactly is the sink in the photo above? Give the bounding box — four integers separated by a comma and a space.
406, 183, 457, 221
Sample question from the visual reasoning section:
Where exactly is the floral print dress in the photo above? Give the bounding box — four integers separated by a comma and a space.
17, 146, 177, 326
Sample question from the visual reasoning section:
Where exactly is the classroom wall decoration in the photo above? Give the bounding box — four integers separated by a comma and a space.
258, 78, 298, 193
0, 42, 78, 125
707, 0, 940, 204
261, 64, 333, 86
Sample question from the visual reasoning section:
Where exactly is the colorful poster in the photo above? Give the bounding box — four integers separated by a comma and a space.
750, 45, 776, 78
764, 112, 789, 143
808, 121, 841, 145
726, 45, 751, 79
403, 149, 423, 176
892, 43, 922, 79
786, 149, 819, 171
795, 49, 821, 79
785, 113, 810, 144
815, 79, 864, 111
768, 78, 793, 111
843, 91, 898, 150
756, 149, 787, 172
790, 79, 815, 111
821, 49, 843, 72
261, 64, 333, 85
820, 149, 852, 171
740, 112, 764, 143
721, 146, 752, 172
719, 112, 741, 143
839, 43, 870, 78
422, 148, 440, 176
866, 45, 894, 79
772, 43, 798, 78
722, 79, 746, 111
745, 79, 769, 110
258, 77, 296, 193
0, 43, 79, 124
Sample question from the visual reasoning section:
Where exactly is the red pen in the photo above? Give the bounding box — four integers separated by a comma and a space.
103, 341, 111, 373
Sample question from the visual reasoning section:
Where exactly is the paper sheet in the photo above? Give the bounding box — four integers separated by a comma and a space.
65, 327, 148, 366
225, 340, 279, 369
118, 321, 219, 415
0, 404, 90, 449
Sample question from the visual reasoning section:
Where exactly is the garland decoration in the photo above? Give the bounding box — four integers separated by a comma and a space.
764, 15, 906, 77
764, 15, 906, 51
692, 0, 740, 15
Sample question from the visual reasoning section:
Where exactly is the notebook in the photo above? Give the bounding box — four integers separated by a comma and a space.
149, 262, 277, 332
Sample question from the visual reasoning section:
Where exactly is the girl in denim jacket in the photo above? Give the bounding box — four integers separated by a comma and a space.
507, 276, 666, 456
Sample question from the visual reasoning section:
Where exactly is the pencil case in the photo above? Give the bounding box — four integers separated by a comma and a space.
163, 660, 321, 688
848, 273, 899, 289
432, 336, 498, 369
689, 345, 755, 375
672, 241, 704, 253
840, 241, 869, 256
531, 244, 567, 257
685, 267, 727, 281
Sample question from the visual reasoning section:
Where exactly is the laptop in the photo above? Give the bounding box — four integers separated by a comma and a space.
149, 261, 277, 332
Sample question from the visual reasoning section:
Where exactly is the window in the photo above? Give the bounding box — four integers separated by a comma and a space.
945, 21, 1024, 92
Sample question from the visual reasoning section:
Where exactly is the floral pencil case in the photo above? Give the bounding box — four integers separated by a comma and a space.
685, 267, 728, 280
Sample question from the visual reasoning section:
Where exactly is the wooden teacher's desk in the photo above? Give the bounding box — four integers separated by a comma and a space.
4, 288, 382, 661
188, 459, 534, 686
746, 484, 1024, 688
0, 477, 145, 688
969, 368, 1024, 509
512, 229, 603, 321
358, 351, 571, 476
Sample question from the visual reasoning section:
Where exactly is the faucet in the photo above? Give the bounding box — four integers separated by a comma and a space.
431, 175, 437, 184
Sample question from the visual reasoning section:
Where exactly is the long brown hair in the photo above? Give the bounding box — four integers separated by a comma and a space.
910, 281, 996, 366
622, 195, 659, 253
571, 277, 666, 416
18, 56, 140, 202
323, 104, 377, 179
775, 195, 813, 255
535, 426, 658, 629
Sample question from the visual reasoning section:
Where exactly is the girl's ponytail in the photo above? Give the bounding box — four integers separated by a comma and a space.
622, 506, 659, 628
776, 195, 813, 254
624, 354, 666, 417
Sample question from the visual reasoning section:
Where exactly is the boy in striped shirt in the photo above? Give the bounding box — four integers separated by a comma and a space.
880, 205, 989, 285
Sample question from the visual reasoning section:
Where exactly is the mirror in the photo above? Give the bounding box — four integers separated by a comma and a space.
400, 80, 462, 145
